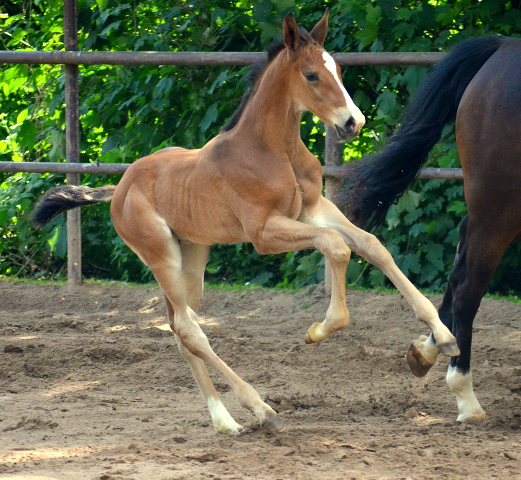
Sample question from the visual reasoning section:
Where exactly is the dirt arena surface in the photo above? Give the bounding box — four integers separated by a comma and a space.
0, 280, 520, 480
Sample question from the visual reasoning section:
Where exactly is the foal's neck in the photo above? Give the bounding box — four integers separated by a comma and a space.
237, 52, 304, 158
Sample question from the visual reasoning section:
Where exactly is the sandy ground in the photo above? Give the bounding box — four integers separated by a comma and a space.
0, 280, 520, 480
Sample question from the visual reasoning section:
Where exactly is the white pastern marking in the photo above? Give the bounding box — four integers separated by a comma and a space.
322, 51, 358, 113
207, 396, 243, 434
446, 366, 486, 421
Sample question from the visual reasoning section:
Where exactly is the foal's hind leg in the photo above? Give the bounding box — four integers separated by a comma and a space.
116, 211, 278, 431
157, 254, 279, 431
166, 241, 242, 434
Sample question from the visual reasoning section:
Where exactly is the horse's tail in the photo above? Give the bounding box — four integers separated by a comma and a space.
340, 35, 505, 230
32, 185, 116, 228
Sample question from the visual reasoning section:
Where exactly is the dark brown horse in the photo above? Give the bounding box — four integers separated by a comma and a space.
345, 35, 521, 421
32, 12, 458, 434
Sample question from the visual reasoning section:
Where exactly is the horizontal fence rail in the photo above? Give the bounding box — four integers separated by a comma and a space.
0, 50, 444, 66
0, 161, 464, 180
0, 161, 130, 175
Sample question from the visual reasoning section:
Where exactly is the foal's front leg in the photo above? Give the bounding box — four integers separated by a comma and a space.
248, 215, 352, 343
302, 197, 460, 356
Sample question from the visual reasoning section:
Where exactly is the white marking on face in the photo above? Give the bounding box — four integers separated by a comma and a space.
446, 365, 486, 421
322, 51, 358, 112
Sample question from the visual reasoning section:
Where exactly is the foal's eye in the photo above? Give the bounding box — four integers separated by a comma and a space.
304, 72, 319, 83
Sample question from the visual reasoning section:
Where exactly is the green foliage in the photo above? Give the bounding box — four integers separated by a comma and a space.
0, 172, 66, 279
1, 0, 521, 292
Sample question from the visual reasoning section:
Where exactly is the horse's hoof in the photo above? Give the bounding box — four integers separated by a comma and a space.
406, 341, 434, 377
439, 342, 460, 357
212, 415, 244, 435
304, 322, 322, 344
262, 416, 284, 432
457, 411, 487, 423
214, 421, 244, 435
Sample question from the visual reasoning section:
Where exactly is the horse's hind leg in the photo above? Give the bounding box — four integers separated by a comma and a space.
409, 212, 517, 421
115, 204, 279, 431
165, 241, 242, 434
443, 218, 514, 421
414, 215, 512, 420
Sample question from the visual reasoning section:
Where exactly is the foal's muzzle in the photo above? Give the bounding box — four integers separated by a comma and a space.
334, 116, 362, 142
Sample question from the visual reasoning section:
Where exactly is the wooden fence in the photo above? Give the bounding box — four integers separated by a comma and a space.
0, 0, 461, 286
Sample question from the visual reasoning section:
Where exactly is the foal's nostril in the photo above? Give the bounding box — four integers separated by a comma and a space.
345, 116, 357, 133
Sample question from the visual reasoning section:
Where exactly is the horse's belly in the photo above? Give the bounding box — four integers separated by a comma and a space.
173, 223, 250, 246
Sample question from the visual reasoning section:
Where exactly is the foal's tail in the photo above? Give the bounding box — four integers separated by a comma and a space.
32, 185, 116, 228
340, 35, 505, 230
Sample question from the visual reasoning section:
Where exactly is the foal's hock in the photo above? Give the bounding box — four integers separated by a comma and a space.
33, 11, 457, 434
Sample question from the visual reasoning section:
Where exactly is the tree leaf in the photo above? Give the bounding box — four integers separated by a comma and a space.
200, 102, 219, 133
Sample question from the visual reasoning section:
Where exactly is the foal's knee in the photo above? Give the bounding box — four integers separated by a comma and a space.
318, 229, 351, 265
330, 241, 351, 265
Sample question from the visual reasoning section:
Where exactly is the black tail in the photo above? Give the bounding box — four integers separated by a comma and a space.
340, 35, 504, 230
32, 185, 116, 228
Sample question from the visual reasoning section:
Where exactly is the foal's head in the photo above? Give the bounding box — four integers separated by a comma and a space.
282, 11, 365, 141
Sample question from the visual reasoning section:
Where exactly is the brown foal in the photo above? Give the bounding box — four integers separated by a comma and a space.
33, 12, 458, 434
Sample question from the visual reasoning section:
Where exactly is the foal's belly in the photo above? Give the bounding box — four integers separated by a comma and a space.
159, 185, 252, 246
170, 214, 251, 246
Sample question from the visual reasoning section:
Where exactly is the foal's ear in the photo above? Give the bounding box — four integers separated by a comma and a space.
310, 9, 329, 45
283, 12, 301, 51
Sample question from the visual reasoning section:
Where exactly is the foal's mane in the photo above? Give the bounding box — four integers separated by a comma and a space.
221, 28, 314, 133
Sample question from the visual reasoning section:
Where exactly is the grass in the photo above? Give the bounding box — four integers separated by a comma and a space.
0, 275, 68, 286
0, 275, 150, 289
484, 292, 521, 303
205, 282, 296, 293
346, 281, 521, 304
345, 281, 443, 298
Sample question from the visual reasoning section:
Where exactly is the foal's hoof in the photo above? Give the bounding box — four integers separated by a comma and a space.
457, 411, 487, 423
304, 333, 316, 344
439, 342, 460, 357
262, 416, 284, 432
406, 341, 434, 378
305, 322, 323, 344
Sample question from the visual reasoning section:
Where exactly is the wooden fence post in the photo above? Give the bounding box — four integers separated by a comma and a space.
324, 126, 344, 294
64, 0, 82, 287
